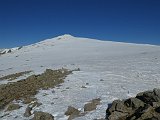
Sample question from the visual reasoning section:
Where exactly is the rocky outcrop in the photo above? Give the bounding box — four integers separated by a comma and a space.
84, 98, 101, 112
24, 101, 42, 117
0, 69, 71, 110
65, 106, 80, 120
6, 103, 21, 111
106, 88, 160, 120
24, 106, 32, 117
65, 98, 101, 120
0, 71, 32, 81
32, 111, 54, 120
0, 47, 23, 56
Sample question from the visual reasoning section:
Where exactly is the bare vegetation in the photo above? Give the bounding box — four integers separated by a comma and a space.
0, 69, 72, 110
0, 71, 32, 81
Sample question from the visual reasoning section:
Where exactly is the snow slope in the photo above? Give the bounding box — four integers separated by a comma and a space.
0, 34, 160, 120
0, 47, 21, 55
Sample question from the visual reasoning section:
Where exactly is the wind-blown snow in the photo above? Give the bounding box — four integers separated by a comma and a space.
0, 35, 160, 120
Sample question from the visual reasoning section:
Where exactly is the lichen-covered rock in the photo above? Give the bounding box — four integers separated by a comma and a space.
124, 97, 145, 109
6, 103, 21, 111
32, 111, 54, 120
108, 111, 128, 120
84, 98, 101, 112
106, 88, 160, 120
65, 106, 80, 116
24, 106, 32, 117
65, 106, 80, 120
23, 97, 37, 104
153, 88, 160, 98
136, 89, 160, 104
155, 107, 160, 113
106, 99, 133, 114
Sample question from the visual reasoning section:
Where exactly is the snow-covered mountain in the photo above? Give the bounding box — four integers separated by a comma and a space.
0, 34, 160, 120
0, 47, 22, 55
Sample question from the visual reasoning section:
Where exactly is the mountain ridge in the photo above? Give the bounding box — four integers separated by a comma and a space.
0, 35, 159, 57
1, 34, 159, 51
0, 34, 160, 120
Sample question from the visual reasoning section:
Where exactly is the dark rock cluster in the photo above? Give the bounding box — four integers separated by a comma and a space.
64, 98, 101, 120
32, 111, 54, 120
6, 103, 21, 111
106, 88, 160, 120
0, 69, 71, 110
65, 106, 81, 120
0, 71, 32, 81
84, 98, 101, 112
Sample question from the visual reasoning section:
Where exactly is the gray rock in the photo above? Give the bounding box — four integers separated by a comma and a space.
108, 111, 128, 120
65, 106, 80, 120
65, 106, 80, 116
124, 97, 145, 109
24, 106, 32, 117
154, 88, 160, 98
106, 88, 160, 120
136, 106, 155, 120
84, 98, 101, 112
155, 107, 160, 113
136, 89, 160, 104
152, 102, 160, 108
107, 100, 120, 113
32, 111, 54, 120
6, 103, 21, 111
107, 100, 132, 114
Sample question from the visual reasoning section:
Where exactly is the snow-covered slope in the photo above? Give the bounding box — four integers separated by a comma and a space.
0, 34, 160, 120
0, 47, 21, 55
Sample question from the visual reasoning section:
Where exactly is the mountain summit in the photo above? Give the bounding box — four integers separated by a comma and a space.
56, 34, 74, 38
0, 35, 160, 120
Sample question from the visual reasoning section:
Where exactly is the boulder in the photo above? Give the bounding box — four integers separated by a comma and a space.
24, 106, 32, 117
6, 103, 21, 111
106, 100, 133, 115
84, 98, 101, 112
136, 89, 160, 104
108, 111, 128, 120
106, 88, 160, 120
65, 106, 80, 120
124, 97, 145, 109
152, 102, 160, 108
32, 111, 54, 120
153, 88, 160, 98
65, 106, 80, 116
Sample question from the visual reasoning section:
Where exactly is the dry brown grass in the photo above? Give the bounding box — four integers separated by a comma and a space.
0, 71, 32, 81
0, 69, 72, 110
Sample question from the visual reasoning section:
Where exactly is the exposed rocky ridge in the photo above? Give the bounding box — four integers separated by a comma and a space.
0, 47, 23, 56
106, 88, 160, 120
0, 68, 72, 110
0, 71, 32, 81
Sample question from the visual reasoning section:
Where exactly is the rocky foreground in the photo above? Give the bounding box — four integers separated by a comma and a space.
106, 88, 160, 120
1, 68, 160, 120
0, 68, 73, 120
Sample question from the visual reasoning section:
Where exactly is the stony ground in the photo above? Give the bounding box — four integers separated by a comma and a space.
106, 88, 160, 120
0, 71, 32, 81
0, 69, 71, 110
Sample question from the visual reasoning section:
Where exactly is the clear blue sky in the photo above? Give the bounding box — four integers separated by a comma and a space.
0, 0, 160, 48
